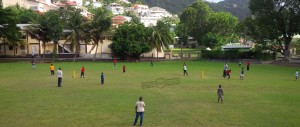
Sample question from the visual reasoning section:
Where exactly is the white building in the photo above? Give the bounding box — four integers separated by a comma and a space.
133, 4, 149, 16
148, 7, 172, 18
119, 0, 131, 4
131, 4, 172, 27
85, 0, 102, 8
106, 3, 124, 15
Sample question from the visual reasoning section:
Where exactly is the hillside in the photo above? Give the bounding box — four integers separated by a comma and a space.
129, 0, 250, 20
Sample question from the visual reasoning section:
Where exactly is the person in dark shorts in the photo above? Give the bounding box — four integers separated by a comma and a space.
183, 63, 188, 76
101, 72, 104, 85
123, 65, 126, 73
246, 61, 250, 71
217, 85, 224, 103
295, 70, 299, 80
57, 68, 63, 87
240, 67, 244, 80
50, 64, 55, 75
80, 66, 85, 78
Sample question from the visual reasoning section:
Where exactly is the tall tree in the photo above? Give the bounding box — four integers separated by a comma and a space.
249, 0, 300, 61
148, 21, 174, 60
179, 0, 212, 45
64, 9, 86, 62
203, 12, 238, 48
45, 10, 64, 61
110, 23, 150, 60
85, 7, 112, 61
0, 7, 22, 55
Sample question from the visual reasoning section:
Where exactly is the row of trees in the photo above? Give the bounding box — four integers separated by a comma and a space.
238, 0, 300, 61
0, 6, 112, 61
178, 0, 239, 49
0, 4, 174, 61
1, 0, 299, 61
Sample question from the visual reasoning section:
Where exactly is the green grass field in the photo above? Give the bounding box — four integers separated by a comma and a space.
0, 61, 300, 127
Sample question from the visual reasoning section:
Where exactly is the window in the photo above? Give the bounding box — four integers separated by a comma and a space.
9, 46, 13, 50
20, 45, 25, 50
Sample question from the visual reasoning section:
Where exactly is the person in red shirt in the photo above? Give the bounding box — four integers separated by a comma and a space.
246, 61, 250, 71
113, 59, 117, 68
80, 66, 85, 78
123, 65, 126, 73
226, 69, 231, 79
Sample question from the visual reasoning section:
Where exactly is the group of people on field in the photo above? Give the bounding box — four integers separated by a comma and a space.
37, 58, 258, 126
222, 60, 251, 80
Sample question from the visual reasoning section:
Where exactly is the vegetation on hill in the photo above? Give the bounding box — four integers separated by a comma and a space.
129, 0, 250, 20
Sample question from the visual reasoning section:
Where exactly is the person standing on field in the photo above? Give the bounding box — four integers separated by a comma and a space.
113, 59, 117, 68
101, 72, 104, 85
133, 96, 145, 126
240, 67, 244, 80
223, 62, 228, 78
80, 66, 85, 78
296, 70, 299, 80
246, 61, 250, 71
50, 64, 55, 75
123, 65, 126, 73
57, 68, 63, 87
217, 85, 224, 103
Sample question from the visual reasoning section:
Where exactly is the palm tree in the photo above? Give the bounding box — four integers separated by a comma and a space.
148, 21, 174, 61
84, 7, 112, 61
64, 9, 85, 62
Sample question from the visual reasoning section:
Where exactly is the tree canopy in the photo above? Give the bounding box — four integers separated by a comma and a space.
110, 23, 151, 60
248, 0, 300, 61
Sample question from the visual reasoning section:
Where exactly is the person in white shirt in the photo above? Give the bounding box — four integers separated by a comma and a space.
57, 68, 63, 87
296, 70, 299, 80
183, 63, 188, 76
133, 96, 145, 126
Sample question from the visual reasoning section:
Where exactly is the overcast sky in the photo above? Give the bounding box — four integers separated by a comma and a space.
205, 0, 223, 3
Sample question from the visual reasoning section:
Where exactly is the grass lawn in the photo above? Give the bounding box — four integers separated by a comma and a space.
0, 61, 300, 127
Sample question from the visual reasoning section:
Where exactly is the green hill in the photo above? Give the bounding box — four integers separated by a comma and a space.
129, 0, 250, 20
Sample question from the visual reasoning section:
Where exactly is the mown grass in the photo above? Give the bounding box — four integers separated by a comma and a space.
0, 61, 299, 127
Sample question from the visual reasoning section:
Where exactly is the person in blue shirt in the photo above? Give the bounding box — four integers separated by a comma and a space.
101, 72, 104, 85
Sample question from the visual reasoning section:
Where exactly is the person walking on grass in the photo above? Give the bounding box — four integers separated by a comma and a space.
240, 67, 244, 80
133, 96, 145, 126
296, 70, 299, 80
101, 72, 104, 85
50, 64, 55, 75
183, 63, 188, 76
217, 85, 224, 103
57, 68, 63, 87
80, 66, 85, 78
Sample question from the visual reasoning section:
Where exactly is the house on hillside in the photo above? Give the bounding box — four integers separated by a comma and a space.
2, 0, 90, 17
106, 3, 124, 15
112, 15, 132, 27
